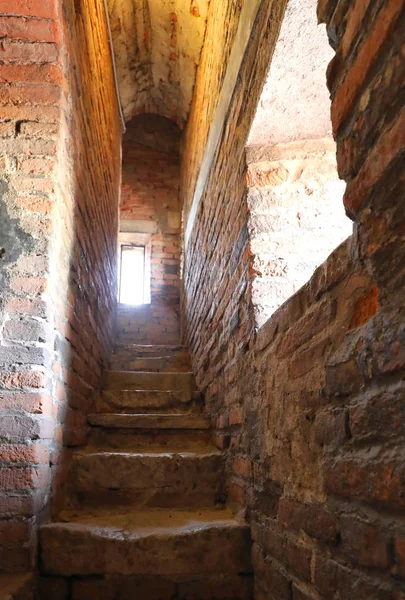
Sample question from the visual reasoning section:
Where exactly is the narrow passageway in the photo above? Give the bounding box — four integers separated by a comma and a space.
40, 311, 253, 598
0, 0, 404, 598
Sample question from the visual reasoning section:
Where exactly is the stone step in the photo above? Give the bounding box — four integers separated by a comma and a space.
88, 413, 210, 429
109, 355, 192, 372
113, 344, 186, 357
102, 370, 196, 393
40, 509, 252, 577
89, 428, 212, 449
117, 332, 181, 345
69, 447, 224, 509
0, 573, 33, 600
62, 573, 253, 600
88, 413, 212, 448
96, 389, 203, 414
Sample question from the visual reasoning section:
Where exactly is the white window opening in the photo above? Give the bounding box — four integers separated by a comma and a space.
119, 244, 147, 305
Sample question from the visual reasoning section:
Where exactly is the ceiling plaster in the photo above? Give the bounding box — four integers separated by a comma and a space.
107, 0, 210, 126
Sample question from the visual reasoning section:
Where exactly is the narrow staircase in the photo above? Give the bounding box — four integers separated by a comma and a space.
40, 340, 253, 598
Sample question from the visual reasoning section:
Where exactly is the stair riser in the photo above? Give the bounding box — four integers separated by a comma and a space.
103, 371, 195, 392
88, 429, 212, 449
40, 526, 252, 576
111, 348, 190, 362
118, 333, 181, 345
43, 574, 253, 600
69, 453, 224, 509
109, 357, 191, 372
96, 390, 202, 414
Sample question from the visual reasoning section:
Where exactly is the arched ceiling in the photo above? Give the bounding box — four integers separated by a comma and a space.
107, 0, 210, 127
248, 0, 334, 147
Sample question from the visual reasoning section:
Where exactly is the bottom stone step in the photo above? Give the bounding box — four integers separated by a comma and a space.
40, 508, 252, 577
41, 573, 253, 600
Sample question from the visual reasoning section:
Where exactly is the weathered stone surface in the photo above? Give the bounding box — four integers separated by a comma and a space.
103, 370, 196, 393
96, 389, 202, 414
69, 573, 253, 600
69, 448, 224, 508
88, 413, 210, 430
40, 509, 251, 576
110, 352, 192, 373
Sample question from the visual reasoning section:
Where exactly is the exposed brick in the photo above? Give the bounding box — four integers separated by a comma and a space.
340, 515, 390, 569
3, 318, 48, 343
0, 443, 49, 464
0, 63, 63, 85
0, 39, 58, 64
0, 0, 58, 19
0, 83, 61, 106
19, 121, 59, 138
278, 498, 338, 542
0, 518, 31, 544
0, 370, 49, 390
17, 156, 55, 174
287, 540, 312, 582
10, 276, 47, 297
324, 453, 405, 507
0, 466, 50, 490
331, 0, 403, 133
0, 16, 60, 43
0, 392, 52, 414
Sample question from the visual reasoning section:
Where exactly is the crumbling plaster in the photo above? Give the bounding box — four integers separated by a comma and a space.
248, 0, 334, 146
107, 0, 209, 126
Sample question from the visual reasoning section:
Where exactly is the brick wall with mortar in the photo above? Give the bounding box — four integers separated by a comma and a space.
118, 115, 181, 345
0, 0, 121, 576
183, 0, 405, 597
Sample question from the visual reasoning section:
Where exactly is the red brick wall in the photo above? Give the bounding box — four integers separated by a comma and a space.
183, 0, 405, 596
0, 0, 121, 573
119, 115, 181, 344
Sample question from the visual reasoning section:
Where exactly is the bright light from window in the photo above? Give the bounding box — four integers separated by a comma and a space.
119, 245, 145, 305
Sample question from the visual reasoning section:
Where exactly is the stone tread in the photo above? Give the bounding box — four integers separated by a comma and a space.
88, 413, 210, 430
40, 508, 251, 576
0, 573, 33, 600
75, 445, 221, 456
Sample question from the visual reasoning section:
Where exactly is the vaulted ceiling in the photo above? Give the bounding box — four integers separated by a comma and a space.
107, 0, 210, 127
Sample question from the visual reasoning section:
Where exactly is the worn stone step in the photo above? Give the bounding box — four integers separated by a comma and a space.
60, 573, 253, 600
40, 509, 252, 577
109, 355, 192, 373
69, 447, 224, 509
113, 344, 185, 357
88, 413, 212, 448
89, 428, 212, 449
0, 573, 33, 600
103, 370, 196, 393
117, 332, 182, 345
88, 413, 210, 430
96, 389, 203, 414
